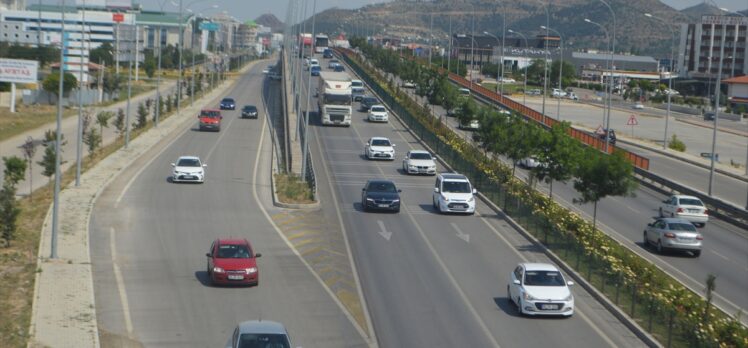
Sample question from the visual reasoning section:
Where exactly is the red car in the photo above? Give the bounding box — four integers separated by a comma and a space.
198, 109, 222, 132
205, 238, 261, 286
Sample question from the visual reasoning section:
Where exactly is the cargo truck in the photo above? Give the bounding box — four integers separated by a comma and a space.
318, 71, 353, 126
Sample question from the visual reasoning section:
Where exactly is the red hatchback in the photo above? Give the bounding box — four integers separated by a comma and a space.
206, 238, 261, 286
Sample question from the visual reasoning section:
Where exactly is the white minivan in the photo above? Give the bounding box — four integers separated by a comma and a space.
432, 173, 476, 214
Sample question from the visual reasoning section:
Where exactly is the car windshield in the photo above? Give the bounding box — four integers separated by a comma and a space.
351, 81, 364, 87
368, 182, 397, 193
238, 333, 290, 348
370, 139, 391, 147
222, 99, 234, 103
410, 152, 432, 160
243, 106, 256, 111
216, 244, 252, 258
330, 59, 338, 64
363, 97, 377, 104
523, 270, 566, 286
370, 106, 386, 112
678, 198, 703, 206
200, 110, 220, 118
442, 181, 471, 193
352, 87, 365, 93
176, 158, 201, 167
323, 94, 351, 105
668, 222, 697, 232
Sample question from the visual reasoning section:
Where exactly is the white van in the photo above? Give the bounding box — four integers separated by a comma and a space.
432, 173, 477, 214
458, 88, 471, 98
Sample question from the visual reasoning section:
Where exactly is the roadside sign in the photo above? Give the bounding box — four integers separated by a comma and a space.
595, 125, 606, 135
626, 114, 639, 126
199, 22, 219, 31
0, 58, 38, 84
112, 13, 124, 23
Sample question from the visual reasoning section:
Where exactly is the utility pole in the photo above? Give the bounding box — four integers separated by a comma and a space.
75, 0, 86, 187
51, 0, 67, 259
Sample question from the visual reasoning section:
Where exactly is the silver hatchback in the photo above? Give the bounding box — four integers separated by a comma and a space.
226, 320, 292, 348
643, 218, 703, 257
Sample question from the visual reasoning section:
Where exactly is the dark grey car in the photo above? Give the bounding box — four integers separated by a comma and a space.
359, 96, 378, 111
361, 179, 401, 213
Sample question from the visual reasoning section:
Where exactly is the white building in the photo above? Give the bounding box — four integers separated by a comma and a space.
678, 15, 748, 80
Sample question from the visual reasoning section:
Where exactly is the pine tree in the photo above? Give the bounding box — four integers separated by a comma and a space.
136, 102, 149, 129
114, 108, 125, 137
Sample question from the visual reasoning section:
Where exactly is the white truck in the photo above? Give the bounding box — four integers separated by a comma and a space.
318, 71, 353, 126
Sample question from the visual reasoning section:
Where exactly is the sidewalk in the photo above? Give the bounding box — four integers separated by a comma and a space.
26, 61, 258, 348
0, 80, 177, 196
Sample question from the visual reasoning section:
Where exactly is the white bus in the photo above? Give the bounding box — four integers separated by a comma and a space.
314, 34, 329, 54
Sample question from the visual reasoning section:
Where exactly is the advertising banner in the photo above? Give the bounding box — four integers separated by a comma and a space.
0, 58, 39, 84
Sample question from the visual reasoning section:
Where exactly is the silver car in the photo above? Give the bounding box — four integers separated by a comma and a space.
226, 320, 292, 348
643, 218, 703, 257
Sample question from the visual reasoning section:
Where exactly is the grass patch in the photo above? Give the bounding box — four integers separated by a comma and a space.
479, 82, 540, 95
274, 173, 314, 204
0, 104, 76, 142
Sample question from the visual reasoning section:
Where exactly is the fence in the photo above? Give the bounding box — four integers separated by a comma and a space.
339, 48, 745, 348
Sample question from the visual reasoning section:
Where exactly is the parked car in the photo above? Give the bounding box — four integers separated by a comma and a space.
359, 96, 378, 111
598, 128, 617, 145
367, 105, 389, 122
499, 77, 516, 83
220, 97, 236, 110
458, 118, 480, 130
361, 179, 401, 213
551, 88, 567, 98
527, 89, 542, 96
633, 102, 644, 110
432, 172, 476, 214
198, 109, 223, 131
402, 80, 416, 88
241, 105, 258, 119
659, 194, 708, 227
225, 320, 291, 348
171, 156, 206, 183
508, 263, 575, 317
402, 150, 437, 175
518, 157, 543, 169
206, 238, 261, 286
364, 137, 396, 160
643, 217, 703, 256
566, 92, 579, 100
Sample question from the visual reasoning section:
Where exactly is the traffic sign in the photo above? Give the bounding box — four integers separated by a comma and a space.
112, 13, 124, 23
627, 114, 639, 126
595, 125, 606, 135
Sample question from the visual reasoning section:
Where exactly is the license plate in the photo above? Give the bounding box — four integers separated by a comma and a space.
378, 204, 390, 208
228, 275, 244, 280
541, 304, 558, 310
689, 209, 700, 213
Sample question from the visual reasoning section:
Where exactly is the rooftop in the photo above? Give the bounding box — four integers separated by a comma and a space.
723, 75, 748, 84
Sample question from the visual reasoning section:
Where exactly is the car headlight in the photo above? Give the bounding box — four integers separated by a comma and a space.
441, 195, 450, 202
366, 198, 375, 202
468, 196, 475, 203
523, 291, 536, 301
563, 293, 573, 301
392, 199, 400, 203
213, 267, 225, 273
409, 164, 418, 168
245, 267, 257, 274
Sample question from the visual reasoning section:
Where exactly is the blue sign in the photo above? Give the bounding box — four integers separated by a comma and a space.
199, 22, 219, 31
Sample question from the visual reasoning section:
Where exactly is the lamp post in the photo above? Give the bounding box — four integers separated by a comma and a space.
483, 31, 502, 94
152, 0, 174, 128
51, 0, 68, 259
541, 25, 563, 121
75, 0, 87, 187
428, 11, 433, 66
644, 13, 677, 150
497, 0, 506, 96
585, 18, 612, 150
469, 3, 476, 89
508, 29, 529, 105
447, 14, 452, 74
539, 0, 550, 119
708, 22, 727, 196
174, 0, 214, 113
301, 0, 317, 182
599, 0, 617, 152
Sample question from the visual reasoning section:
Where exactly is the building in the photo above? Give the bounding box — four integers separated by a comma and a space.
678, 15, 748, 80
0, 0, 24, 10
451, 33, 561, 71
572, 51, 662, 84
723, 75, 748, 110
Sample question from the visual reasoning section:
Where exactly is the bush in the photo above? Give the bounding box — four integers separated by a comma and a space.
668, 134, 686, 152
274, 173, 314, 203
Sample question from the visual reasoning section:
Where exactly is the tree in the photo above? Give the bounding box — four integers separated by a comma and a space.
166, 95, 173, 113
144, 54, 157, 78
42, 72, 78, 97
20, 137, 38, 201
550, 60, 577, 87
500, 117, 543, 176
96, 110, 114, 136
102, 71, 124, 96
38, 144, 57, 182
532, 123, 580, 198
135, 102, 149, 129
83, 128, 102, 158
114, 108, 125, 137
89, 42, 114, 66
526, 59, 547, 85
572, 149, 638, 229
0, 182, 20, 247
3, 156, 27, 187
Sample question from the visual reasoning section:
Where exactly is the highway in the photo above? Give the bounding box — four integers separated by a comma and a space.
391, 74, 748, 322
89, 62, 368, 347
302, 56, 647, 347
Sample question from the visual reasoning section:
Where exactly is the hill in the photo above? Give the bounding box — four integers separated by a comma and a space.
255, 13, 284, 32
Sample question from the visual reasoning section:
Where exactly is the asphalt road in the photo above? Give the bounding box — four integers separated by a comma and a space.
301, 56, 647, 347
396, 78, 748, 323
90, 62, 367, 347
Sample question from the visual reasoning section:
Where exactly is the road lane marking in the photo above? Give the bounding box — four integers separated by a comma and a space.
254, 96, 377, 347
451, 222, 470, 243
110, 227, 134, 335
377, 220, 392, 241
710, 249, 729, 260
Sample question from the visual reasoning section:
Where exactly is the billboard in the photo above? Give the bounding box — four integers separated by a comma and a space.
199, 22, 219, 31
0, 58, 39, 84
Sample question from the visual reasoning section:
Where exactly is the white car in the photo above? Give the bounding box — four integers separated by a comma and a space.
518, 157, 543, 169
499, 77, 516, 83
402, 80, 416, 88
659, 194, 708, 227
458, 119, 480, 130
432, 172, 476, 214
566, 92, 579, 100
364, 137, 396, 160
633, 102, 644, 110
171, 156, 206, 183
508, 263, 575, 317
551, 88, 567, 98
368, 105, 389, 122
402, 150, 437, 175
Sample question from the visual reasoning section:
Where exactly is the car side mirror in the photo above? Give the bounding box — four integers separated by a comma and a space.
647, 222, 653, 227
434, 188, 440, 193
472, 189, 477, 194
567, 281, 574, 286
255, 253, 262, 258
397, 189, 402, 193
392, 144, 396, 147
205, 253, 211, 257
364, 143, 369, 147
171, 163, 175, 166
362, 188, 366, 192
203, 164, 207, 167
513, 279, 521, 285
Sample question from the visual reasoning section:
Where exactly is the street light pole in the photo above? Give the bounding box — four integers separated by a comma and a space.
585, 18, 611, 146
470, 4, 476, 89
542, 25, 564, 120
177, 0, 184, 113
51, 0, 67, 259
301, 0, 317, 182
75, 0, 86, 187
508, 29, 529, 105
483, 31, 501, 94
498, 0, 506, 96
540, 1, 549, 119
599, 0, 616, 152
708, 23, 726, 196
644, 13, 677, 150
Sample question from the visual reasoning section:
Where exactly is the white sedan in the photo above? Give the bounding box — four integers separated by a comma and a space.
402, 150, 437, 175
518, 157, 543, 169
659, 194, 708, 227
364, 137, 396, 160
171, 156, 206, 183
508, 263, 574, 317
368, 105, 389, 122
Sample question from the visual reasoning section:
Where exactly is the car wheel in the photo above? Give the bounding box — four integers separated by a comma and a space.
658, 207, 663, 217
643, 231, 649, 247
516, 297, 524, 316
656, 240, 665, 254
361, 200, 367, 212
692, 250, 701, 257
432, 197, 437, 209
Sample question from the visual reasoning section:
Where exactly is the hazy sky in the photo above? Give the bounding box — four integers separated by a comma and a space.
146, 0, 748, 22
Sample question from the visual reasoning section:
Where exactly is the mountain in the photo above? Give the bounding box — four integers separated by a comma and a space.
255, 13, 284, 32
298, 0, 711, 57
680, 2, 725, 21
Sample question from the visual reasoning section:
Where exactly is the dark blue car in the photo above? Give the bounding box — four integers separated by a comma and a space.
310, 65, 321, 76
220, 97, 236, 110
333, 64, 345, 72
323, 48, 333, 58
361, 179, 401, 213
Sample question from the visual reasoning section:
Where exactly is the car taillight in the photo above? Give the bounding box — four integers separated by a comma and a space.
664, 232, 676, 238
696, 235, 704, 240
676, 207, 684, 213
704, 209, 708, 216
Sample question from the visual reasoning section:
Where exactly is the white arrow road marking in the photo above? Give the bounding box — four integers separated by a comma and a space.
377, 220, 392, 241
451, 223, 470, 243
